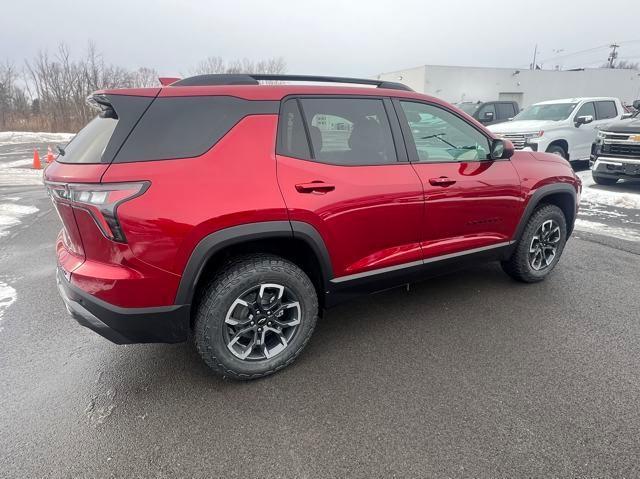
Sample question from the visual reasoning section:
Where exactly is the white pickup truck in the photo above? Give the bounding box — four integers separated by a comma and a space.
488, 97, 624, 163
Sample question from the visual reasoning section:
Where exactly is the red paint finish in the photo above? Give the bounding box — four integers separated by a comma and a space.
46, 80, 580, 319
276, 155, 423, 277
410, 158, 523, 258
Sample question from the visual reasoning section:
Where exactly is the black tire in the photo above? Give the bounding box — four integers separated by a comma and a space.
592, 173, 618, 186
501, 204, 567, 283
546, 145, 567, 159
194, 254, 318, 380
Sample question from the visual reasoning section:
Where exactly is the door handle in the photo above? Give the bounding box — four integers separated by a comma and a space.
428, 176, 456, 187
295, 181, 335, 194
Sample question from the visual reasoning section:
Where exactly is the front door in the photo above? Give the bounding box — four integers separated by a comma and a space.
276, 96, 424, 280
394, 99, 522, 259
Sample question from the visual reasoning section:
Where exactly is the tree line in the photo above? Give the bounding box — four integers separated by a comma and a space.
0, 43, 286, 133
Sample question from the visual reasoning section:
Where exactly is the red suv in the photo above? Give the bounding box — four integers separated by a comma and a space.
45, 74, 581, 379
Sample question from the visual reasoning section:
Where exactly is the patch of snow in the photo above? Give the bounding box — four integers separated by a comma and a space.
0, 131, 74, 146
0, 159, 35, 170
0, 167, 43, 187
0, 202, 39, 237
0, 281, 17, 332
574, 219, 640, 242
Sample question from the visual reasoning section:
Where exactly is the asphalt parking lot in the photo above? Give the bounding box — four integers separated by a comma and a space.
1, 138, 640, 477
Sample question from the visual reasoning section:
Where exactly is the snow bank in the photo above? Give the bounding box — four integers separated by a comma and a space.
0, 201, 39, 237
0, 131, 74, 146
0, 281, 17, 331
578, 170, 640, 210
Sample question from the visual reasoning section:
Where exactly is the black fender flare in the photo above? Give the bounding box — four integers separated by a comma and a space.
512, 183, 578, 244
174, 220, 333, 306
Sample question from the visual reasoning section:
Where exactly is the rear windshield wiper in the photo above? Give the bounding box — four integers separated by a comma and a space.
56, 145, 66, 156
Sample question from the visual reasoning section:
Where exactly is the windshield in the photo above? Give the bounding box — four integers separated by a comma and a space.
514, 103, 577, 121
456, 103, 480, 115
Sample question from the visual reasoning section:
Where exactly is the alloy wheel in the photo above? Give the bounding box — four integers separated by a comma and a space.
529, 219, 561, 271
224, 283, 301, 361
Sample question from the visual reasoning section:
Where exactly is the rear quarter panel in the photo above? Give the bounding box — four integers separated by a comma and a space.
101, 114, 289, 277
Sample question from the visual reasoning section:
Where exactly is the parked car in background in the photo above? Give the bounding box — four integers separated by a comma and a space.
590, 100, 640, 185
455, 100, 519, 125
488, 97, 624, 163
45, 74, 581, 380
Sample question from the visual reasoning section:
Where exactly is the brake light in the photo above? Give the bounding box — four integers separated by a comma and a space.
46, 182, 149, 242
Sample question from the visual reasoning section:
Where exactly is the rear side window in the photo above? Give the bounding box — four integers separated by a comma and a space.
277, 99, 311, 160
496, 103, 516, 119
115, 96, 277, 163
60, 117, 117, 164
596, 101, 618, 120
477, 103, 496, 120
298, 98, 397, 165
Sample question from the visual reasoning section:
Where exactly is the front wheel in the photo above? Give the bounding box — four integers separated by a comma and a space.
501, 204, 567, 283
194, 254, 318, 380
546, 145, 567, 159
592, 173, 618, 186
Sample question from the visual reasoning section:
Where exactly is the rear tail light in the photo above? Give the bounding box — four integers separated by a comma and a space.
46, 182, 149, 242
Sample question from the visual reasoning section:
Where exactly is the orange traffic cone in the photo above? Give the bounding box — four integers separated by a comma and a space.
33, 149, 42, 169
46, 145, 54, 164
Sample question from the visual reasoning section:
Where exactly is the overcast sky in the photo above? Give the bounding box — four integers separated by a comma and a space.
2, 0, 640, 77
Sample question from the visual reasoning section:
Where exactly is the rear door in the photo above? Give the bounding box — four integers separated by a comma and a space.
275, 96, 424, 281
394, 99, 522, 259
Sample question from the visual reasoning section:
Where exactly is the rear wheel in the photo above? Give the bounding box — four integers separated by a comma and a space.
501, 204, 567, 283
592, 173, 618, 186
194, 254, 318, 380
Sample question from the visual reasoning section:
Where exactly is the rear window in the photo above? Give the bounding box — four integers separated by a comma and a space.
58, 117, 116, 164
596, 101, 618, 120
115, 96, 278, 163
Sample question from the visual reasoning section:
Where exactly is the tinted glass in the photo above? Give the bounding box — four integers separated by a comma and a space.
299, 98, 397, 165
478, 103, 496, 119
575, 102, 595, 119
596, 101, 618, 120
59, 117, 116, 164
400, 101, 491, 162
514, 103, 577, 121
496, 103, 516, 119
116, 96, 277, 163
277, 99, 311, 159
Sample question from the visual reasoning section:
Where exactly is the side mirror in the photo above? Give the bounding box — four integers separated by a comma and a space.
482, 111, 495, 122
633, 100, 640, 110
490, 139, 514, 159
622, 112, 633, 119
575, 115, 594, 127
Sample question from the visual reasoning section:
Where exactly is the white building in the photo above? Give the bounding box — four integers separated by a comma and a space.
377, 65, 640, 108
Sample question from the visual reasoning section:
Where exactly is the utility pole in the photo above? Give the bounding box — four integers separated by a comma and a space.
608, 44, 619, 68
531, 44, 538, 70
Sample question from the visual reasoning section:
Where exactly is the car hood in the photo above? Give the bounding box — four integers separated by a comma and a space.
599, 117, 640, 134
488, 120, 556, 134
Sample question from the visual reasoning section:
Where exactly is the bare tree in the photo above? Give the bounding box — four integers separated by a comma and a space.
191, 56, 286, 75
600, 60, 640, 70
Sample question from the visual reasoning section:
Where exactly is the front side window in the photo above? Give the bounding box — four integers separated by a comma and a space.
575, 102, 596, 119
596, 101, 618, 120
299, 98, 397, 165
400, 101, 491, 162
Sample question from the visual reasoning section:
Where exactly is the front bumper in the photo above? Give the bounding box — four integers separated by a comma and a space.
57, 268, 190, 344
590, 156, 640, 179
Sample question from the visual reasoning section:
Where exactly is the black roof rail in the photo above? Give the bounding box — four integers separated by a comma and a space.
171, 74, 413, 91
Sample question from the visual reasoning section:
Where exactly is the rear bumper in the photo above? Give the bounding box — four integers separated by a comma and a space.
57, 268, 189, 344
